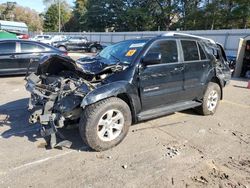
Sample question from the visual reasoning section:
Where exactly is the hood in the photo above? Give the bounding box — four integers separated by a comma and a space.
76, 56, 126, 75
36, 54, 126, 80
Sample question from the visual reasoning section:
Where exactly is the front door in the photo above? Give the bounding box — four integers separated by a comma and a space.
67, 37, 81, 51
139, 39, 185, 110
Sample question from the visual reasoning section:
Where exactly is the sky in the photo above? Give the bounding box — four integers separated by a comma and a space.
0, 0, 74, 13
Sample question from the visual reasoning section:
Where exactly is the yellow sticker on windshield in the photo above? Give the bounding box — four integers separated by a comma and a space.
126, 49, 137, 57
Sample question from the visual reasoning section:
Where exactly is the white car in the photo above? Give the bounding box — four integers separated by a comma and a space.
30, 35, 51, 42
31, 35, 68, 45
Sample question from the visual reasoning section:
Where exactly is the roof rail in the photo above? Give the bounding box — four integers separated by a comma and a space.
161, 32, 216, 44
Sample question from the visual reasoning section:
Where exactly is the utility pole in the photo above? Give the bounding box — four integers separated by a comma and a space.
58, 0, 61, 32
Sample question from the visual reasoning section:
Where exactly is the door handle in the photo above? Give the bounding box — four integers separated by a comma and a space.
171, 66, 184, 73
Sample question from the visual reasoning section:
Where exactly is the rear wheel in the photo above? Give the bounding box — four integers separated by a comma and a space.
79, 97, 131, 151
196, 82, 221, 115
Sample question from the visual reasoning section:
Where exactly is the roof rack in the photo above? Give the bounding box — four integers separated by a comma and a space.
161, 32, 216, 44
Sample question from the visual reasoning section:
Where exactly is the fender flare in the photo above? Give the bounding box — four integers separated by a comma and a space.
205, 68, 224, 99
81, 81, 139, 109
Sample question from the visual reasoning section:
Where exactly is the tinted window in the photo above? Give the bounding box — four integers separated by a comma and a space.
204, 45, 220, 60
21, 43, 45, 53
198, 43, 207, 60
0, 42, 16, 53
181, 40, 199, 61
147, 40, 178, 63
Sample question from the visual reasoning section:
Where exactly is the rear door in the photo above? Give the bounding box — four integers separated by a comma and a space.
181, 40, 210, 100
139, 39, 185, 110
0, 41, 19, 75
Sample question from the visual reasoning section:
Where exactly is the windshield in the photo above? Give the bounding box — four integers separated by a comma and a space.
98, 39, 148, 64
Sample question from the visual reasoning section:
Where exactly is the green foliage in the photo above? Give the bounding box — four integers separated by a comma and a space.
44, 0, 250, 31
43, 1, 71, 32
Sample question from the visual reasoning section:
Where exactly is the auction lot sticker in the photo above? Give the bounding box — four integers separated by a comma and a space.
126, 49, 137, 56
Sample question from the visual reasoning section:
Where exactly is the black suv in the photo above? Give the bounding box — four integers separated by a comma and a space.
26, 33, 231, 151
52, 36, 103, 53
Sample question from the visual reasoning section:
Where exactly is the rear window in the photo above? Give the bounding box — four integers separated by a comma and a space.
0, 42, 16, 53
198, 43, 207, 60
181, 40, 199, 61
21, 43, 45, 53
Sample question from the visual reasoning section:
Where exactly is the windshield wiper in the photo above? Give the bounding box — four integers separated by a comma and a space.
110, 54, 122, 63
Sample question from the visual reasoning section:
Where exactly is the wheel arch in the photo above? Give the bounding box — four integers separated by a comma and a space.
58, 45, 67, 50
117, 93, 137, 123
210, 76, 223, 100
81, 81, 140, 123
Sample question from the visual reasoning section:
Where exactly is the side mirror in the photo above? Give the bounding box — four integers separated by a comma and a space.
142, 52, 161, 65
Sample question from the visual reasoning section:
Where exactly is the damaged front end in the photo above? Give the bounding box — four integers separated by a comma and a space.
25, 55, 97, 148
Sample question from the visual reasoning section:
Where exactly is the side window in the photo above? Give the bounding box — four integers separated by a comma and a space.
205, 45, 220, 60
0, 42, 16, 53
181, 40, 199, 61
198, 43, 207, 60
21, 43, 45, 53
147, 40, 178, 63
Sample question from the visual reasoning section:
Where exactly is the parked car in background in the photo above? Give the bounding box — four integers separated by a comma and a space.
45, 35, 68, 45
30, 35, 51, 42
31, 35, 68, 45
52, 36, 103, 53
0, 39, 67, 75
17, 34, 30, 39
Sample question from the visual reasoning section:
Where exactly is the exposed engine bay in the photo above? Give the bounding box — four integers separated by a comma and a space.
26, 55, 125, 148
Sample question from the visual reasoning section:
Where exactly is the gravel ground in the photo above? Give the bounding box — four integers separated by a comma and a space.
0, 75, 249, 188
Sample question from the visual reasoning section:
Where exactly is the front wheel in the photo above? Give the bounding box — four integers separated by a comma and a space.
79, 97, 131, 151
90, 46, 98, 53
58, 46, 67, 51
196, 82, 221, 115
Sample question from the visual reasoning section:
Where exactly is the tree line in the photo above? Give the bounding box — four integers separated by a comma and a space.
1, 0, 250, 32
54, 0, 250, 32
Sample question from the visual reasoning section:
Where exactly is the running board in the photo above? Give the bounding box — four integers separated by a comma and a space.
137, 101, 201, 121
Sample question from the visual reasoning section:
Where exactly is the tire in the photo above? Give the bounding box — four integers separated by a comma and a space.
196, 82, 221, 115
79, 97, 132, 151
58, 46, 67, 51
90, 46, 98, 53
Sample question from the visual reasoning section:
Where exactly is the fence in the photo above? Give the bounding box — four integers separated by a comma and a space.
41, 29, 250, 56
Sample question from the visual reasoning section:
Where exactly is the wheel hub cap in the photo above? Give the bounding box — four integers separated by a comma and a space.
207, 90, 218, 111
97, 110, 124, 142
